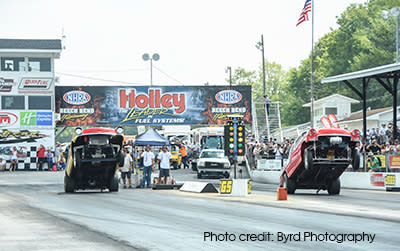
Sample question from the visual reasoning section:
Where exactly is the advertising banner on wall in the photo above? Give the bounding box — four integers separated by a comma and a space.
0, 111, 53, 129
55, 86, 252, 126
0, 128, 54, 170
0, 76, 54, 94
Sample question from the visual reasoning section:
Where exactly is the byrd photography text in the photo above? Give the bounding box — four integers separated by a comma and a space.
203, 232, 376, 244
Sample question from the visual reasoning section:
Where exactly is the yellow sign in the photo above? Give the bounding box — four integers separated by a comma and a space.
248, 180, 252, 194
220, 180, 233, 194
385, 175, 396, 186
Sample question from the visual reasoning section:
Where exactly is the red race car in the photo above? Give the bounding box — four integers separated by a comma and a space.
280, 128, 361, 195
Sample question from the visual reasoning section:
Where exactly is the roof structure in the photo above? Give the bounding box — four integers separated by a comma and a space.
338, 107, 392, 122
321, 63, 400, 84
321, 63, 400, 141
0, 39, 62, 50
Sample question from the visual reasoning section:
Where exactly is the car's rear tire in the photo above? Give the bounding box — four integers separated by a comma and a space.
352, 150, 360, 171
328, 178, 340, 195
304, 149, 313, 170
172, 162, 178, 170
64, 174, 75, 193
109, 176, 119, 192
282, 173, 296, 194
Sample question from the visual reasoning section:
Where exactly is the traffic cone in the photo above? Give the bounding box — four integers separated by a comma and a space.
277, 187, 287, 200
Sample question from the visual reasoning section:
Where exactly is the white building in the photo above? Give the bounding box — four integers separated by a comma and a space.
0, 38, 62, 170
302, 94, 360, 128
337, 106, 399, 131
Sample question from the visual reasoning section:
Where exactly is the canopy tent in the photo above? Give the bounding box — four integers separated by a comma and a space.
133, 128, 168, 146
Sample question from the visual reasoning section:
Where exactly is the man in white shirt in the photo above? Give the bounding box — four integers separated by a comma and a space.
157, 145, 172, 184
119, 148, 133, 189
141, 145, 155, 188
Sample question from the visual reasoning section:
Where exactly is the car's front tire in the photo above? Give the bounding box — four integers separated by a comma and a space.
304, 149, 313, 170
197, 172, 202, 179
328, 178, 340, 195
282, 173, 296, 194
64, 174, 75, 193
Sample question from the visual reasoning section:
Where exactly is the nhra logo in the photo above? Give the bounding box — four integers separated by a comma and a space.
0, 112, 18, 127
63, 91, 91, 105
215, 90, 242, 104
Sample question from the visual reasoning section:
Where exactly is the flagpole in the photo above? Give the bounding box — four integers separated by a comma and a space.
310, 0, 315, 128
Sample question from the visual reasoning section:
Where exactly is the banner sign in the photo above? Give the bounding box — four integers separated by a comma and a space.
55, 86, 252, 126
370, 173, 385, 187
0, 78, 14, 92
389, 155, 400, 169
19, 78, 52, 90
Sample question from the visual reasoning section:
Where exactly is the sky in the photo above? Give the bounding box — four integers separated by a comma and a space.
0, 0, 367, 86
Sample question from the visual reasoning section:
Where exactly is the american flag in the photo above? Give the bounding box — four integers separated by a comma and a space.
296, 0, 312, 26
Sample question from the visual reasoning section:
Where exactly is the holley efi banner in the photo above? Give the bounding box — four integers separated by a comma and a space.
55, 86, 251, 126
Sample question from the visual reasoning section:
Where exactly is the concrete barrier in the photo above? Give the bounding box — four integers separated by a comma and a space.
251, 170, 400, 191
219, 179, 251, 197
179, 182, 218, 193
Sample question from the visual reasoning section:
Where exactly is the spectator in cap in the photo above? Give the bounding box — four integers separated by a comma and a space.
367, 152, 381, 172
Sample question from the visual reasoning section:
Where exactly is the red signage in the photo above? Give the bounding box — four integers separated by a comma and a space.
119, 89, 186, 114
19, 78, 52, 89
389, 155, 400, 169
370, 173, 385, 187
0, 78, 14, 92
0, 112, 18, 128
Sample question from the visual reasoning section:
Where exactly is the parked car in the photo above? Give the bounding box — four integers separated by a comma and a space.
197, 149, 231, 179
280, 128, 361, 195
64, 127, 124, 193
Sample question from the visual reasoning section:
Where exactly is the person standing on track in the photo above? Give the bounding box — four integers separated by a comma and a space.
9, 147, 18, 172
119, 148, 133, 189
141, 145, 155, 188
37, 144, 46, 171
179, 143, 189, 169
158, 145, 172, 184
